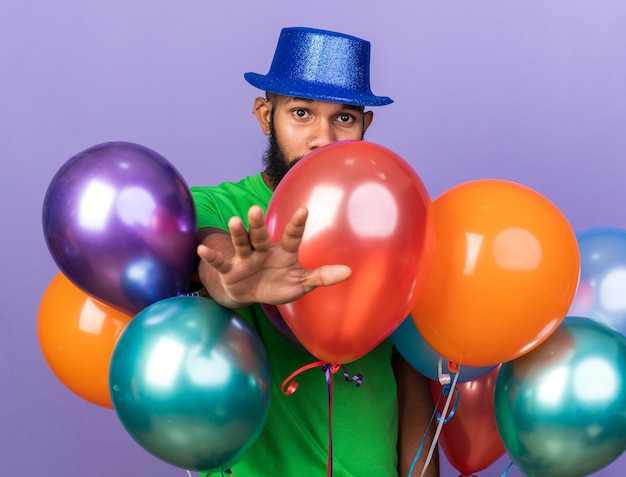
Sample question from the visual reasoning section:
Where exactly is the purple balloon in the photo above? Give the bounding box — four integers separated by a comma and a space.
43, 141, 197, 315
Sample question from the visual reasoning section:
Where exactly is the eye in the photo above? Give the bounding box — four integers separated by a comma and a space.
337, 113, 356, 124
293, 108, 309, 119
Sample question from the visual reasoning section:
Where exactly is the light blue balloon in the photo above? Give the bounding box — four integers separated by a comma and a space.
109, 296, 271, 473
495, 317, 626, 477
392, 316, 495, 383
569, 226, 626, 337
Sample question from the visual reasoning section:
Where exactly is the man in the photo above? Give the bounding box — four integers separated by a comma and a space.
192, 27, 438, 477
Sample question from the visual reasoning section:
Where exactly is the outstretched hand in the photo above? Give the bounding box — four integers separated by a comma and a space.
197, 205, 352, 308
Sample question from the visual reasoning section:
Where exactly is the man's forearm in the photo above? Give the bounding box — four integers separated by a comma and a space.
393, 353, 440, 477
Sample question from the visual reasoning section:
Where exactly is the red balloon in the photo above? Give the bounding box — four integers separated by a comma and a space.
259, 303, 308, 352
430, 366, 506, 476
266, 141, 434, 364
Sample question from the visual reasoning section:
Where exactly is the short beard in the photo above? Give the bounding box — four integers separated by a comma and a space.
261, 114, 367, 190
261, 119, 301, 190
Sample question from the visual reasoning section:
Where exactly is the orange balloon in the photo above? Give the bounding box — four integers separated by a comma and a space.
38, 272, 132, 408
411, 179, 580, 366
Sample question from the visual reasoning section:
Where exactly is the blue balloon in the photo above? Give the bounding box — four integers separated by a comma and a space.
495, 317, 626, 477
392, 316, 495, 383
109, 296, 271, 473
569, 226, 626, 337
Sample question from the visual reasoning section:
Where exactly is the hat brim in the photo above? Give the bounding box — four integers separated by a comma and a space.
244, 72, 393, 107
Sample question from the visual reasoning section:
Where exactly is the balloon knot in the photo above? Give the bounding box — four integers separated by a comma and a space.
281, 361, 364, 396
176, 291, 199, 297
323, 363, 363, 387
326, 363, 341, 374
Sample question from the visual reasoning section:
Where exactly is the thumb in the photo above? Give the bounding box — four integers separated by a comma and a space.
302, 265, 352, 289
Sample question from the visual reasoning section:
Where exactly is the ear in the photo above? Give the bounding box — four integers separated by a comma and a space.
363, 110, 374, 134
252, 97, 272, 135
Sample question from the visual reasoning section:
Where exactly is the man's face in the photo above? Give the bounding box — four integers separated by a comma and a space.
262, 96, 372, 189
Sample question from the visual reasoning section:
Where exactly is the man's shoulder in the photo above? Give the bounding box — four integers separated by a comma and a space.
191, 173, 272, 228
191, 173, 271, 208
191, 173, 264, 195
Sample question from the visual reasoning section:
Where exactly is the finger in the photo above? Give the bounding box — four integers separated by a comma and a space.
197, 244, 232, 274
248, 205, 270, 252
228, 216, 254, 257
281, 207, 308, 253
301, 264, 352, 289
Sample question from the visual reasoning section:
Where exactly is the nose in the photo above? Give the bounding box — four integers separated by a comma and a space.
308, 122, 336, 149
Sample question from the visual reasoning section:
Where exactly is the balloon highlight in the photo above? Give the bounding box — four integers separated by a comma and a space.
267, 140, 434, 364
42, 141, 197, 315
569, 226, 626, 337
495, 317, 626, 477
38, 272, 132, 408
109, 296, 271, 473
412, 179, 580, 366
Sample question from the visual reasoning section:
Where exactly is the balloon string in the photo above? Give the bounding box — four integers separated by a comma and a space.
500, 461, 514, 476
436, 383, 461, 424
320, 363, 363, 477
280, 360, 327, 394
437, 358, 451, 384
418, 369, 460, 477
280, 360, 363, 395
324, 364, 338, 477
281, 361, 363, 477
407, 387, 444, 477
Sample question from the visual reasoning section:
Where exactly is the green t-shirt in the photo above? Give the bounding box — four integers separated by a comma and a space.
191, 173, 399, 476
